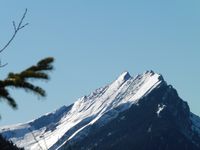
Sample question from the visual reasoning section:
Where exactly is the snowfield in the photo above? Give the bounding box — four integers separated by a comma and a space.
1, 71, 200, 150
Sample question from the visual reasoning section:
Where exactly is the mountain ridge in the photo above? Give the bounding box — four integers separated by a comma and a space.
0, 71, 200, 150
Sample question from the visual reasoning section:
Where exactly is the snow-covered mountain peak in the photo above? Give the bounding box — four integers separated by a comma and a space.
0, 71, 166, 150
116, 71, 131, 82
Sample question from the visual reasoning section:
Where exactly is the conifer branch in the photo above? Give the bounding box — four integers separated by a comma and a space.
0, 57, 54, 109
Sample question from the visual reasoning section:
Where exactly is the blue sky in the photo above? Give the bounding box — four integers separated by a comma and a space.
0, 0, 199, 125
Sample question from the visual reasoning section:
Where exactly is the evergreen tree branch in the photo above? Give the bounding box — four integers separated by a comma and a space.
26, 57, 54, 72
0, 57, 54, 109
0, 87, 17, 108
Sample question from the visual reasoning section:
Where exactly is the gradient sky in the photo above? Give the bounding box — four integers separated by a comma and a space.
0, 0, 199, 125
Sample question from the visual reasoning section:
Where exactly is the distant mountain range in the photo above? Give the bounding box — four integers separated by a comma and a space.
1, 71, 200, 150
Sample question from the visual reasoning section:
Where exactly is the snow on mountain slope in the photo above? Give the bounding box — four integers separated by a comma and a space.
0, 71, 164, 150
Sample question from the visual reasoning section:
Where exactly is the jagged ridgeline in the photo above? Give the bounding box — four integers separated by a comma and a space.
0, 71, 200, 150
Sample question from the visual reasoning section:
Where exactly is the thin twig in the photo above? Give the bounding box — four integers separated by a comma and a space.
0, 8, 29, 53
0, 59, 7, 67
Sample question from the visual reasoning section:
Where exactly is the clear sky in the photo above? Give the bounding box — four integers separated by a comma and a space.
0, 0, 199, 126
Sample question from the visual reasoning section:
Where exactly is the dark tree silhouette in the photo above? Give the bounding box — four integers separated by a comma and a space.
0, 57, 54, 109
0, 134, 23, 150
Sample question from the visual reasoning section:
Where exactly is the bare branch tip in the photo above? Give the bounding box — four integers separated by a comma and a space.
0, 8, 29, 53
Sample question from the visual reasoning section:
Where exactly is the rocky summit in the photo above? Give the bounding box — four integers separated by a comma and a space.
1, 71, 200, 150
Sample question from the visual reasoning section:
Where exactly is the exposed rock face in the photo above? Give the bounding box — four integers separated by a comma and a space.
61, 83, 200, 150
1, 71, 200, 150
